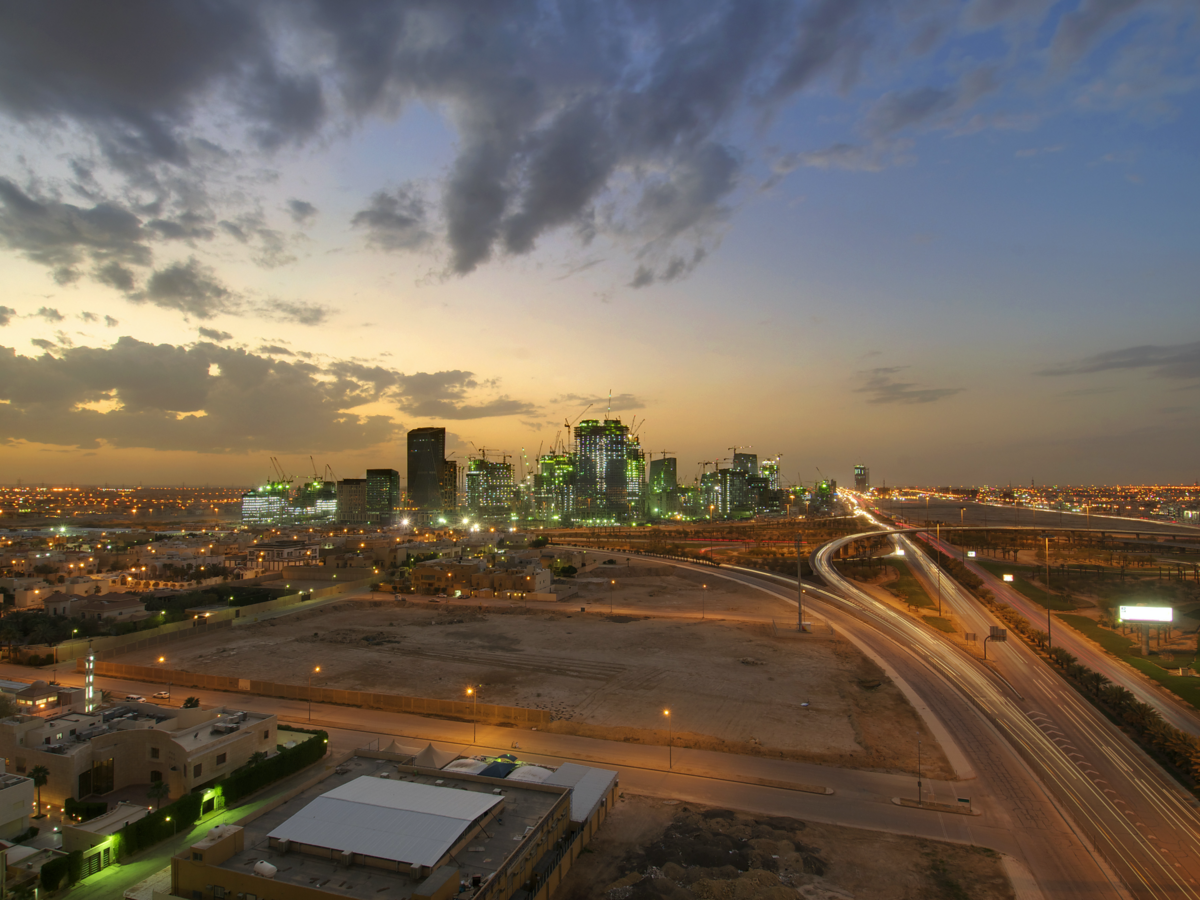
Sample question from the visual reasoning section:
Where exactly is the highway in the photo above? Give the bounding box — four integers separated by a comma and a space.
813, 513, 1200, 900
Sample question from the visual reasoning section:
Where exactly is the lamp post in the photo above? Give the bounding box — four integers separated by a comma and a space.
935, 523, 942, 616
663, 709, 672, 769
610, 579, 615, 614
916, 736, 923, 806
1045, 535, 1052, 647
701, 584, 706, 620
795, 537, 805, 632
467, 686, 478, 743
158, 655, 170, 702
308, 665, 320, 723
165, 815, 177, 837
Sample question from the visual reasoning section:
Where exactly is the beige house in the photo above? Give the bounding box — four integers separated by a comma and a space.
0, 703, 276, 808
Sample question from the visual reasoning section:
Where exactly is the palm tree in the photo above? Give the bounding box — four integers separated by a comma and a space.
147, 780, 170, 810
29, 765, 49, 817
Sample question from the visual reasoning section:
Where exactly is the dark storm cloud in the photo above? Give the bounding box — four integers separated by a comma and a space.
1039, 341, 1200, 380
351, 189, 429, 252
0, 0, 1187, 289
0, 306, 15, 326
854, 367, 964, 404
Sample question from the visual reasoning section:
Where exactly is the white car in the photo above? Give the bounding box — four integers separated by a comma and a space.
153, 691, 171, 699
124, 694, 146, 702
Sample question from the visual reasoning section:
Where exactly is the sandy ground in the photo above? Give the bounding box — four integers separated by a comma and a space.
558, 794, 1015, 900
110, 572, 952, 776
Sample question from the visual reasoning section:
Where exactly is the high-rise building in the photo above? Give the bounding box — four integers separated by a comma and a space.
465, 458, 513, 518
366, 468, 400, 526
854, 464, 869, 493
533, 453, 576, 524
240, 481, 291, 526
407, 427, 446, 518
293, 478, 337, 524
648, 456, 677, 517
440, 459, 458, 518
716, 467, 752, 518
573, 419, 645, 523
761, 457, 779, 491
731, 453, 758, 477
336, 478, 368, 524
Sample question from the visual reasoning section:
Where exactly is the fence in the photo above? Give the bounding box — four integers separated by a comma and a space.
76, 660, 553, 727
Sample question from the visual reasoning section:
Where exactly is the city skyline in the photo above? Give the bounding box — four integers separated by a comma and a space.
1, 2, 1198, 486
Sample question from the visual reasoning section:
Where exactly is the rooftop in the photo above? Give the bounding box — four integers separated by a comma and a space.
220, 756, 564, 900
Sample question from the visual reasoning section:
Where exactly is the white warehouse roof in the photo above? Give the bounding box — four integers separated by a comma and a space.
268, 775, 502, 869
543, 763, 617, 824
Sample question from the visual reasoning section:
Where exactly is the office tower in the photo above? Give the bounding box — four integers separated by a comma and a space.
366, 468, 400, 526
731, 452, 758, 476
336, 478, 368, 524
407, 427, 446, 516
240, 481, 290, 525
648, 456, 677, 517
761, 457, 779, 491
533, 453, 576, 524
717, 467, 751, 518
854, 464, 869, 493
573, 418, 645, 523
440, 459, 458, 517
465, 458, 514, 517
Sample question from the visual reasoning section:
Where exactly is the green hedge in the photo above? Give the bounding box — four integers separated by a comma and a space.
40, 851, 82, 891
117, 792, 202, 858
220, 731, 328, 804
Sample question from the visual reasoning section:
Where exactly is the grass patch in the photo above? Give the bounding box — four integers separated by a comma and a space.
975, 560, 1074, 610
886, 559, 936, 609
923, 616, 956, 634
1057, 613, 1200, 710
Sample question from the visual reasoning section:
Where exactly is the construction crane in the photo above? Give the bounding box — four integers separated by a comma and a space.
323, 464, 338, 483
269, 457, 292, 484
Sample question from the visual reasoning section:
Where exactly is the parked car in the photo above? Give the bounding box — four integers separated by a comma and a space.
153, 691, 170, 699
125, 694, 146, 702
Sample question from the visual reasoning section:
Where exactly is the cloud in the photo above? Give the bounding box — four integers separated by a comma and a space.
551, 392, 646, 413
132, 257, 234, 319
254, 298, 332, 326
854, 367, 964, 404
34, 307, 64, 322
1016, 144, 1065, 157
351, 188, 430, 252
1038, 341, 1200, 380
256, 344, 293, 356
103, 315, 119, 328
0, 306, 15, 326
1051, 0, 1154, 70
286, 199, 317, 225
198, 327, 232, 342
774, 143, 886, 173
30, 338, 56, 352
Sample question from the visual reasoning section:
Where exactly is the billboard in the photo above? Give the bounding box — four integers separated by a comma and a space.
1119, 606, 1173, 623
1002, 574, 1014, 583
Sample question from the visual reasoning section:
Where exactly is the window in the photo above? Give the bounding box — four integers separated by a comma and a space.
193, 763, 202, 778
263, 730, 269, 739
150, 771, 162, 783
216, 753, 226, 766
150, 747, 160, 759
192, 852, 203, 861
213, 889, 226, 900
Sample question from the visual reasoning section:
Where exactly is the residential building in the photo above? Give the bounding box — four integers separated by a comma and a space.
251, 540, 319, 572
854, 464, 869, 493
63, 801, 147, 879
0, 769, 34, 840
0, 704, 276, 807
43, 594, 146, 620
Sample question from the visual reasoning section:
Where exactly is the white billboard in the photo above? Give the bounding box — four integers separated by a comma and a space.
1002, 574, 1014, 583
1119, 606, 1173, 623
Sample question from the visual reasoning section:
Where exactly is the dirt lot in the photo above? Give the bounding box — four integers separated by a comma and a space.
559, 795, 1015, 900
112, 571, 951, 776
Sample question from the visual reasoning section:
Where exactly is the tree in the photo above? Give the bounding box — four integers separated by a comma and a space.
182, 697, 200, 709
29, 765, 49, 816
248, 751, 268, 765
147, 780, 170, 810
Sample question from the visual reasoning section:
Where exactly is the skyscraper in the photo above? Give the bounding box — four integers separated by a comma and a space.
407, 427, 446, 518
465, 458, 514, 517
336, 478, 367, 524
648, 456, 677, 517
573, 418, 645, 523
533, 452, 576, 524
732, 452, 758, 476
854, 464, 869, 493
366, 468, 400, 526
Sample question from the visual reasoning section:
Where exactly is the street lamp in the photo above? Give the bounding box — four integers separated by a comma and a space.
701, 584, 706, 620
467, 686, 478, 743
308, 666, 320, 723
663, 709, 672, 769
158, 656, 170, 702
916, 735, 923, 806
610, 579, 615, 614
165, 815, 177, 837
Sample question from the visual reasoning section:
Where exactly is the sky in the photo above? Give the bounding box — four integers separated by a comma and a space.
0, 0, 1198, 490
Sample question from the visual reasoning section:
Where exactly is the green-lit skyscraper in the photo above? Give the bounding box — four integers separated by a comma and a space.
465, 457, 513, 518
573, 418, 645, 524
